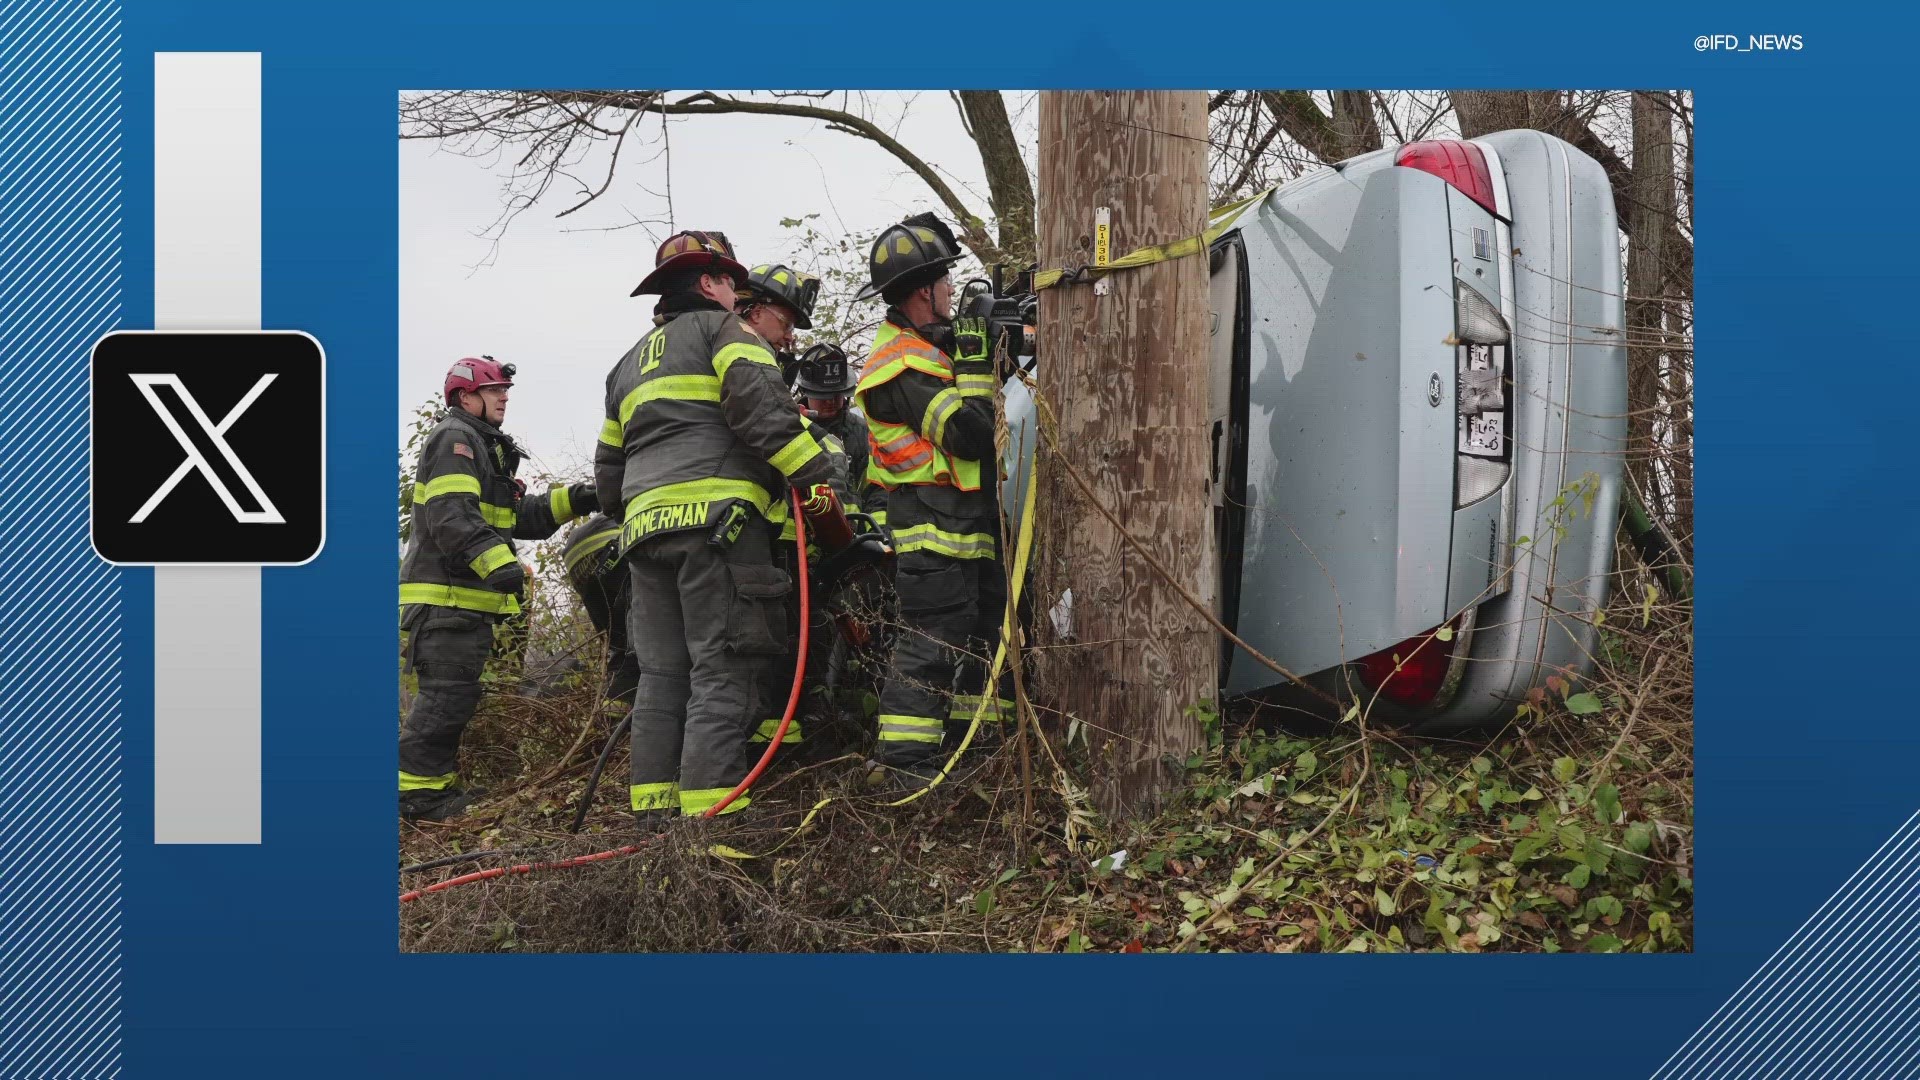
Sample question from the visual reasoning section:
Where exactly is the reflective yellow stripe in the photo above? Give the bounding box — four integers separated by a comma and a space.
769, 430, 823, 477
713, 341, 777, 382
870, 509, 888, 528
955, 373, 996, 397
877, 714, 943, 743
891, 523, 997, 559
679, 787, 752, 817
468, 543, 516, 578
399, 582, 519, 614
550, 486, 573, 521
599, 418, 625, 448
923, 388, 964, 448
399, 770, 459, 792
748, 717, 805, 744
413, 473, 481, 502
479, 502, 516, 529
619, 374, 722, 426
631, 782, 678, 812
626, 477, 771, 517
564, 529, 619, 573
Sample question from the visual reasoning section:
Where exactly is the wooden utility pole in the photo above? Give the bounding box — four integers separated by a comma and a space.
1033, 91, 1216, 819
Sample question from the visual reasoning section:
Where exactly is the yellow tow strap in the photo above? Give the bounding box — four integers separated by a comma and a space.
1032, 186, 1274, 292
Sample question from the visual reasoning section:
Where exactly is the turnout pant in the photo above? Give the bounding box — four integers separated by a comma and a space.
577, 571, 641, 720
751, 542, 842, 750
873, 549, 1012, 769
626, 526, 790, 817
398, 605, 497, 791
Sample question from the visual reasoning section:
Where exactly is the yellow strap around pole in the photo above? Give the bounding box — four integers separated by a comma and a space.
1031, 185, 1274, 292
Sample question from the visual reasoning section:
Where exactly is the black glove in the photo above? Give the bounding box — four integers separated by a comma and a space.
482, 560, 526, 595
568, 482, 598, 517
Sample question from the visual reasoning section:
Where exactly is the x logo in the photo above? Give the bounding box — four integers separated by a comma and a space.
129, 372, 284, 524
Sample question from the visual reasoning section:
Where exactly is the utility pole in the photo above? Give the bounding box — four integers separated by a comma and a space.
1033, 91, 1216, 819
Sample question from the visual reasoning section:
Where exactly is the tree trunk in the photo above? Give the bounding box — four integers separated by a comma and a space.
1626, 91, 1673, 515
957, 91, 1037, 264
1034, 91, 1216, 820
1328, 91, 1383, 157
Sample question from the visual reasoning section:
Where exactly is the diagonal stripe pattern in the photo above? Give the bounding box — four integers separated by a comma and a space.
1654, 809, 1920, 1080
0, 0, 124, 1075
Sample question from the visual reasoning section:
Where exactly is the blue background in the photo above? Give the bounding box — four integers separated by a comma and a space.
102, 2, 1903, 1076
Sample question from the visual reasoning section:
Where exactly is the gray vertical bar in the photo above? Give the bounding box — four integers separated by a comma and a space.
153, 52, 262, 844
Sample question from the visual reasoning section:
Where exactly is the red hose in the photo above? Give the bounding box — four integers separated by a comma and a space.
400, 488, 813, 904
399, 844, 650, 903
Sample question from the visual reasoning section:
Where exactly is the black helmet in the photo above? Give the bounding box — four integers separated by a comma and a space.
795, 343, 857, 395
737, 263, 820, 330
854, 212, 964, 303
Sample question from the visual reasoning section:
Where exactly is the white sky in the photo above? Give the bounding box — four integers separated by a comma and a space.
399, 91, 1038, 480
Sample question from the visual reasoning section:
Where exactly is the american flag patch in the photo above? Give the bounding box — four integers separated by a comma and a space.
453, 442, 474, 459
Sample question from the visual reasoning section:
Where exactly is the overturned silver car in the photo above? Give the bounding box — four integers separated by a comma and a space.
1004, 129, 1627, 732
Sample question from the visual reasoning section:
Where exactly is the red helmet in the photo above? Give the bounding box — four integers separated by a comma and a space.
444, 355, 515, 407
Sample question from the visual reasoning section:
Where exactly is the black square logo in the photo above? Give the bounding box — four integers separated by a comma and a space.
91, 331, 325, 566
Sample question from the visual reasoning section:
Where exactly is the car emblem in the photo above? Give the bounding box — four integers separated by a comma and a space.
1428, 372, 1444, 407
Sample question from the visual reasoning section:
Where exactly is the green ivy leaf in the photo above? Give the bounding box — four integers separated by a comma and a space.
1564, 693, 1604, 715
1564, 864, 1592, 889
1553, 757, 1579, 783
1375, 888, 1397, 916
1624, 822, 1654, 854
1587, 933, 1624, 953
1594, 784, 1622, 825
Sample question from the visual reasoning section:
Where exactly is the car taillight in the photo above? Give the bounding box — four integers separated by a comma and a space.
1357, 623, 1458, 709
1454, 284, 1512, 508
1395, 140, 1499, 216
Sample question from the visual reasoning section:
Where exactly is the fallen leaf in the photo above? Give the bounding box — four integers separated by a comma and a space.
1122, 938, 1143, 954
1550, 886, 1580, 908
1518, 910, 1549, 930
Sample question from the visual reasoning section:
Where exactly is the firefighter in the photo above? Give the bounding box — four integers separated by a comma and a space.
795, 341, 894, 743
733, 262, 837, 752
853, 214, 1013, 790
796, 342, 885, 530
399, 357, 598, 822
596, 231, 849, 824
561, 512, 639, 722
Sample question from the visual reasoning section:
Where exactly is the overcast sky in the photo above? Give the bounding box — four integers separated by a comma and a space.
399, 91, 1038, 481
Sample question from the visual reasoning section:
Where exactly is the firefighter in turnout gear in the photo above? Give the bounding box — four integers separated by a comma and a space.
734, 262, 850, 753
853, 214, 1013, 789
597, 231, 850, 823
399, 357, 598, 822
796, 342, 885, 529
561, 512, 639, 722
737, 263, 815, 390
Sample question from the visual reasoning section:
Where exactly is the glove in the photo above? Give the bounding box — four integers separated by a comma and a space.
800, 482, 838, 517
567, 482, 599, 517
482, 560, 526, 595
952, 316, 991, 368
